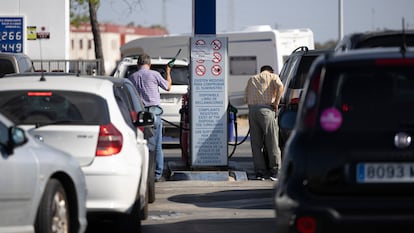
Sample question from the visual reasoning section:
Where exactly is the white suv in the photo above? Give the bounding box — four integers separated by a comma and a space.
112, 56, 190, 141
0, 73, 154, 232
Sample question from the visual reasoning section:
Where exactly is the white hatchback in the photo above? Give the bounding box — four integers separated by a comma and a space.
0, 74, 154, 232
112, 56, 190, 141
0, 113, 87, 233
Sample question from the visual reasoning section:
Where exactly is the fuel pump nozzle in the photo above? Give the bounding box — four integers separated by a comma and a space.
167, 48, 182, 68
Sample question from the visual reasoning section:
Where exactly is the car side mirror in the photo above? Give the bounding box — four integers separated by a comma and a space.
133, 111, 155, 127
2, 127, 27, 155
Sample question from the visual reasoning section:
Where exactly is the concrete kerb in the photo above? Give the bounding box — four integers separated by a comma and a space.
165, 159, 255, 182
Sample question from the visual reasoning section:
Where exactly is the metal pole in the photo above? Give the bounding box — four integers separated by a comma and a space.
338, 0, 343, 40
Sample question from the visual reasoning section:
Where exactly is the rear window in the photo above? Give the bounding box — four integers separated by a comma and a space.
318, 66, 414, 131
125, 64, 189, 85
0, 91, 109, 125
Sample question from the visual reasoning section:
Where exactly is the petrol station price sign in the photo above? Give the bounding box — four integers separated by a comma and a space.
0, 17, 24, 53
190, 36, 228, 167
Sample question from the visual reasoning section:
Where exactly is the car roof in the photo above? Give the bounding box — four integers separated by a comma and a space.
337, 29, 414, 50
326, 47, 414, 63
0, 73, 114, 94
0, 52, 31, 58
120, 56, 189, 66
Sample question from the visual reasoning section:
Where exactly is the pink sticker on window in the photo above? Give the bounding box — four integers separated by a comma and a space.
320, 107, 342, 132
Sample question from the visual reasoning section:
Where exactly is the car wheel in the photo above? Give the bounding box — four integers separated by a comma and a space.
35, 179, 70, 233
118, 200, 142, 233
148, 150, 156, 203
140, 190, 149, 220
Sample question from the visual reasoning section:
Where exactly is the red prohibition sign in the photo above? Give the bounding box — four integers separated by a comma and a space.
212, 52, 222, 63
211, 65, 222, 76
195, 65, 206, 76
195, 39, 206, 46
211, 39, 222, 50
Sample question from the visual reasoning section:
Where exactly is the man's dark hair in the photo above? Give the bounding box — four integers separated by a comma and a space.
137, 53, 151, 65
260, 65, 274, 73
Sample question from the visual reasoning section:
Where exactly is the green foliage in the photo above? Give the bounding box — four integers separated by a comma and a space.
70, 0, 100, 26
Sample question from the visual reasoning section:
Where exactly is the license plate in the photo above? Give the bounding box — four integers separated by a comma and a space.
357, 163, 414, 183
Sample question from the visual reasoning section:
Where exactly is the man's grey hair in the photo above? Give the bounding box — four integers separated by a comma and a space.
137, 53, 151, 66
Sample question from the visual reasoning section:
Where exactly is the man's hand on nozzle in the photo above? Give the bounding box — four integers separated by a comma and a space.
166, 65, 172, 73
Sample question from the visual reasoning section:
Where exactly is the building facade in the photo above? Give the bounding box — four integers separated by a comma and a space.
70, 23, 168, 74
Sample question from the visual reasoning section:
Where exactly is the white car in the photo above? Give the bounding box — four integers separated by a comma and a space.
112, 56, 190, 141
0, 113, 87, 233
0, 74, 154, 232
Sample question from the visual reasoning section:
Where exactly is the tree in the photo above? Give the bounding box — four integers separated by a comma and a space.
71, 0, 105, 75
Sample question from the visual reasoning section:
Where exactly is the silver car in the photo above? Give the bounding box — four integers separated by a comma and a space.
0, 113, 87, 233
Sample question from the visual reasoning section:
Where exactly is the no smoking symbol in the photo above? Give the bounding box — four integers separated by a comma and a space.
195, 65, 206, 76
212, 52, 222, 63
211, 40, 222, 50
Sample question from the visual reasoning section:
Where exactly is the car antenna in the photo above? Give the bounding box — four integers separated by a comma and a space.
400, 17, 407, 57
38, 39, 46, 81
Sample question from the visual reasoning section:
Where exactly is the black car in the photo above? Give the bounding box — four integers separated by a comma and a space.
274, 47, 414, 233
278, 47, 331, 151
335, 29, 414, 52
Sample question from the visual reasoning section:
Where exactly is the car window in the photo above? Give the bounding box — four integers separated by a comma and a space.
0, 59, 15, 74
151, 64, 189, 85
124, 82, 145, 112
0, 120, 7, 145
288, 55, 319, 89
17, 56, 33, 72
318, 66, 414, 132
124, 64, 189, 85
280, 54, 300, 86
0, 90, 109, 125
114, 86, 135, 131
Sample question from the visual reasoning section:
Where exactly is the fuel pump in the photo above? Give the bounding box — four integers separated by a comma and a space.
179, 93, 190, 165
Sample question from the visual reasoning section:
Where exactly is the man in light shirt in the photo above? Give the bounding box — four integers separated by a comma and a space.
245, 65, 283, 181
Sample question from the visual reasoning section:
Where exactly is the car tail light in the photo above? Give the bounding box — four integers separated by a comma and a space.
296, 216, 317, 233
96, 123, 123, 156
289, 97, 300, 105
27, 91, 53, 96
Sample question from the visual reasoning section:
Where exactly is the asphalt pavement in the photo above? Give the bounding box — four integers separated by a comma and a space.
140, 117, 278, 233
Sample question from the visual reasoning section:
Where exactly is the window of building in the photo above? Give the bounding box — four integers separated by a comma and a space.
229, 56, 257, 75
79, 39, 83, 50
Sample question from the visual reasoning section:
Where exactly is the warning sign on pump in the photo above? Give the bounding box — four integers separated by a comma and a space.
190, 35, 228, 167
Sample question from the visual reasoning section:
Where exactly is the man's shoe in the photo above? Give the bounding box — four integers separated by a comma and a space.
155, 176, 166, 182
255, 173, 265, 181
269, 175, 278, 181
270, 170, 278, 181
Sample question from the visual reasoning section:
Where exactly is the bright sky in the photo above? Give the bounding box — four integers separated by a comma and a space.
98, 0, 414, 43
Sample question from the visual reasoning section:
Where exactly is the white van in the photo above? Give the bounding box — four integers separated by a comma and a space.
120, 26, 314, 114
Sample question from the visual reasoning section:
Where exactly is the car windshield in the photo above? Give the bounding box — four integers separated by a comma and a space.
0, 90, 109, 125
319, 66, 414, 131
125, 64, 189, 85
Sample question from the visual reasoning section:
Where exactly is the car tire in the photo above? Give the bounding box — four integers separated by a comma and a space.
35, 179, 70, 233
148, 151, 156, 203
118, 200, 142, 233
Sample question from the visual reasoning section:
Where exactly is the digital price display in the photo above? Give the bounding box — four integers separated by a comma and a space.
0, 17, 24, 53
